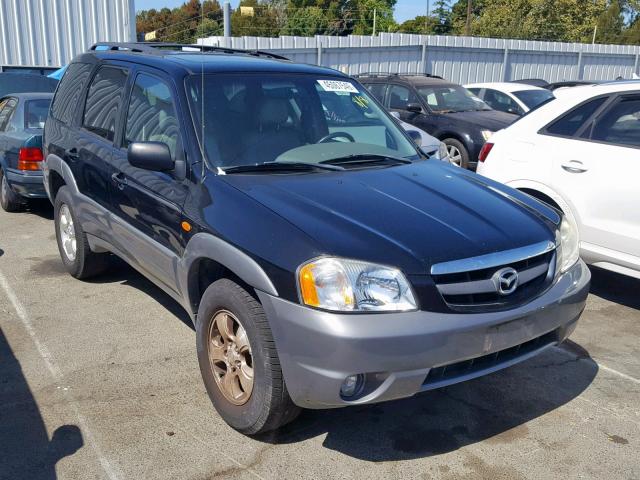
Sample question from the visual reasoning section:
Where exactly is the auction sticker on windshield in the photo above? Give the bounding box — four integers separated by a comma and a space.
317, 79, 359, 94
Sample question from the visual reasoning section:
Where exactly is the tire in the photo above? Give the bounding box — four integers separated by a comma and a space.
0, 168, 23, 212
442, 138, 470, 169
54, 186, 109, 279
196, 279, 300, 435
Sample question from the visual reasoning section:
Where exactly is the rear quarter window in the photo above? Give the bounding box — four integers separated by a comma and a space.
50, 63, 94, 125
544, 97, 607, 137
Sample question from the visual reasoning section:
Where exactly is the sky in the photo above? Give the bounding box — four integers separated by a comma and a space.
134, 0, 427, 24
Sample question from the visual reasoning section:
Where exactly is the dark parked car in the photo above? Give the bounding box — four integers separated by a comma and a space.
43, 43, 589, 435
358, 74, 517, 170
0, 93, 52, 211
0, 72, 57, 98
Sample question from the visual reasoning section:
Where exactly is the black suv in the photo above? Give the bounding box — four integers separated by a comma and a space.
43, 43, 590, 435
358, 74, 518, 169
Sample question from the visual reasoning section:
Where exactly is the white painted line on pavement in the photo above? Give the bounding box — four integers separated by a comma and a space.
0, 268, 123, 480
554, 345, 640, 386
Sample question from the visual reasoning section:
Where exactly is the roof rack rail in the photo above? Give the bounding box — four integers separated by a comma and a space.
88, 42, 289, 61
352, 72, 443, 79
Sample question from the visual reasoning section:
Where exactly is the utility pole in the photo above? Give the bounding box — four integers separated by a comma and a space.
592, 24, 597, 44
465, 0, 472, 36
223, 1, 231, 39
373, 8, 377, 36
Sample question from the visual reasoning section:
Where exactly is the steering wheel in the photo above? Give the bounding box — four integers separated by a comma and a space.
317, 132, 356, 143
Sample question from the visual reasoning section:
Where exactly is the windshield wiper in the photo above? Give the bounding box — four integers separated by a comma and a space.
320, 154, 413, 167
222, 161, 344, 174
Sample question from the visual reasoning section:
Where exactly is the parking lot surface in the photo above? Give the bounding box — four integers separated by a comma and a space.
0, 202, 638, 480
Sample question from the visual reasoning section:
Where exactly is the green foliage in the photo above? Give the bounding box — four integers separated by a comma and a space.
135, 0, 640, 44
397, 15, 440, 34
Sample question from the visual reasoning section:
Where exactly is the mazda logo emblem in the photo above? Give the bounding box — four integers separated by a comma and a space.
492, 267, 519, 295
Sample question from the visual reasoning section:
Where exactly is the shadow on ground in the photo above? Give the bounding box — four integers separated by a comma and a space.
257, 344, 597, 461
21, 199, 54, 220
87, 258, 194, 329
0, 328, 83, 479
589, 266, 640, 310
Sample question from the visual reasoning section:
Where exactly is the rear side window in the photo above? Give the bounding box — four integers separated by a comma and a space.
545, 97, 607, 137
25, 99, 51, 129
83, 66, 128, 141
50, 63, 94, 125
590, 96, 640, 148
125, 73, 181, 159
0, 98, 17, 131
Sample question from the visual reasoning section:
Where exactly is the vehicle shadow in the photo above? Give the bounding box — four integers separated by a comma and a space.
86, 258, 194, 330
22, 199, 54, 220
589, 266, 640, 310
0, 328, 84, 479
256, 344, 597, 461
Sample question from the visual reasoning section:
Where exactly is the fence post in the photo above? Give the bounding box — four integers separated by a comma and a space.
502, 47, 510, 81
635, 52, 639, 76
317, 40, 323, 66
420, 41, 428, 74
576, 49, 583, 80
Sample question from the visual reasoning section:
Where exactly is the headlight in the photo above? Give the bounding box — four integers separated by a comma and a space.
556, 216, 580, 273
481, 130, 494, 141
298, 257, 417, 312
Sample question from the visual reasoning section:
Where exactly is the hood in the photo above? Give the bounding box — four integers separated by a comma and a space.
220, 161, 558, 274
444, 110, 518, 131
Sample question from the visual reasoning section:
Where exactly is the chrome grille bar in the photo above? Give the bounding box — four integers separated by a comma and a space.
430, 240, 556, 276
436, 261, 550, 296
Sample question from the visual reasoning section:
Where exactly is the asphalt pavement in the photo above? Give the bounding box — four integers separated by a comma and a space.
0, 201, 638, 480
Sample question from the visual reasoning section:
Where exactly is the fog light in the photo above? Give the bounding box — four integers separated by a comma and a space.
340, 374, 364, 398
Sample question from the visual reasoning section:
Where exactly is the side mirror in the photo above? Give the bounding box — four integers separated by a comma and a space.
127, 142, 174, 172
406, 129, 422, 146
406, 103, 423, 113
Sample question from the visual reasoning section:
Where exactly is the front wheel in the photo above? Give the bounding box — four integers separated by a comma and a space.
442, 138, 470, 169
196, 279, 300, 435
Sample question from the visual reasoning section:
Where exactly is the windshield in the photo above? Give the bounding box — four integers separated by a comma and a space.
186, 74, 419, 170
417, 85, 490, 113
513, 89, 555, 110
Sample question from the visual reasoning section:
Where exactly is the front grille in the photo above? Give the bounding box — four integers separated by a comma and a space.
422, 330, 558, 388
431, 241, 556, 312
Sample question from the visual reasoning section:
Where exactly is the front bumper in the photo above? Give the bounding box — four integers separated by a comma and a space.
257, 260, 590, 409
5, 168, 46, 199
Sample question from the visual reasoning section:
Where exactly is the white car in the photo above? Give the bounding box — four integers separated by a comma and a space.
477, 81, 640, 279
466, 82, 555, 116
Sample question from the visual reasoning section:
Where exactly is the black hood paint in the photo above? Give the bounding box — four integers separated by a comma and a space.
220, 161, 558, 275
442, 110, 517, 131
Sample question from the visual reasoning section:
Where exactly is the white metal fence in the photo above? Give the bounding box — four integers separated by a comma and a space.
0, 0, 136, 70
199, 33, 640, 84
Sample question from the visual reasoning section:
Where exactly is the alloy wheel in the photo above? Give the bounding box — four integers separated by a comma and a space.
1, 174, 8, 203
58, 204, 77, 261
208, 309, 254, 405
447, 144, 463, 167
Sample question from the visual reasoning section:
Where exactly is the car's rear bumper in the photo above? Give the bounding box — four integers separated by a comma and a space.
257, 260, 590, 409
5, 168, 46, 198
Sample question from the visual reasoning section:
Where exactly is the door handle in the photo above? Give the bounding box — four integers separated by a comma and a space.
66, 148, 79, 161
560, 160, 588, 173
111, 172, 127, 190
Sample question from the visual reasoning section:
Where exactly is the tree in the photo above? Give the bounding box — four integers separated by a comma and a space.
352, 0, 397, 34
282, 6, 328, 35
595, 1, 625, 43
136, 1, 222, 43
432, 0, 452, 34
397, 15, 440, 34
